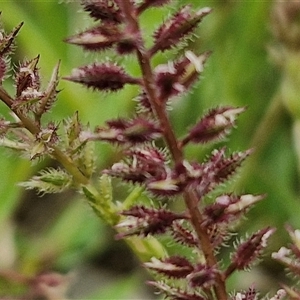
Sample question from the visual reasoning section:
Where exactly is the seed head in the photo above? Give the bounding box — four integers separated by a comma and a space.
151, 6, 212, 54
64, 62, 140, 92
144, 256, 194, 279
116, 205, 188, 238
81, 0, 122, 24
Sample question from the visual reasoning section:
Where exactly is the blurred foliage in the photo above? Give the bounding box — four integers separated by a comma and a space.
0, 0, 300, 298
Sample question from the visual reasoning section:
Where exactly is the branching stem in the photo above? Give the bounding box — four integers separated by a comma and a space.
0, 86, 89, 186
118, 1, 227, 298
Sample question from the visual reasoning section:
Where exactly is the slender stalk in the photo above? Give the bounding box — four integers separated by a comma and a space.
0, 86, 89, 185
51, 146, 89, 185
118, 1, 227, 298
0, 86, 38, 134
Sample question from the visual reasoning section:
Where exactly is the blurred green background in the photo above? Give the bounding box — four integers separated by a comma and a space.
0, 0, 299, 298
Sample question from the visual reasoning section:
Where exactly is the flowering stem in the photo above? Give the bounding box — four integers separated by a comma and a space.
118, 1, 227, 298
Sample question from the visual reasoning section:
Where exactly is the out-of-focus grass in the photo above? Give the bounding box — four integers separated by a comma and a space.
0, 0, 300, 298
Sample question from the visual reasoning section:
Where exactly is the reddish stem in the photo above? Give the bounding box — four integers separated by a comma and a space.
118, 1, 227, 298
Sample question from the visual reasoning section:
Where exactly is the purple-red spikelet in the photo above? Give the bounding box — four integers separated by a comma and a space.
64, 63, 140, 92
65, 25, 138, 54
81, 0, 123, 24
65, 25, 121, 51
15, 56, 40, 98
187, 264, 218, 288
210, 149, 251, 183
154, 51, 210, 102
206, 223, 230, 248
198, 148, 252, 195
171, 221, 199, 247
203, 194, 265, 226
128, 146, 167, 165
229, 227, 275, 273
135, 91, 153, 114
105, 146, 168, 184
94, 117, 162, 144
116, 118, 162, 143
116, 37, 138, 54
181, 107, 246, 145
0, 57, 6, 82
106, 161, 150, 184
0, 21, 23, 56
144, 256, 194, 279
115, 205, 188, 238
151, 6, 212, 54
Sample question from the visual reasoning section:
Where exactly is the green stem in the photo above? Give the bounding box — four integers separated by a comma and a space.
122, 186, 144, 210
0, 86, 89, 185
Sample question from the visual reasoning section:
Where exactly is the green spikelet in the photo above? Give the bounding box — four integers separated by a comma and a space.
78, 140, 96, 178
19, 168, 72, 195
82, 178, 119, 225
64, 111, 81, 150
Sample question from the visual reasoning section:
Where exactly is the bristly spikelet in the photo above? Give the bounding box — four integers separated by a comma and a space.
151, 6, 212, 55
144, 256, 194, 279
187, 264, 218, 289
0, 21, 23, 57
63, 111, 82, 150
104, 145, 168, 186
181, 107, 246, 145
203, 194, 265, 226
64, 62, 140, 92
226, 227, 275, 277
272, 225, 300, 297
65, 25, 121, 52
65, 24, 138, 55
0, 57, 6, 83
19, 168, 72, 195
81, 0, 123, 24
15, 56, 40, 98
36, 60, 60, 118
171, 221, 199, 247
115, 205, 188, 238
135, 91, 153, 114
154, 51, 211, 102
83, 117, 163, 144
